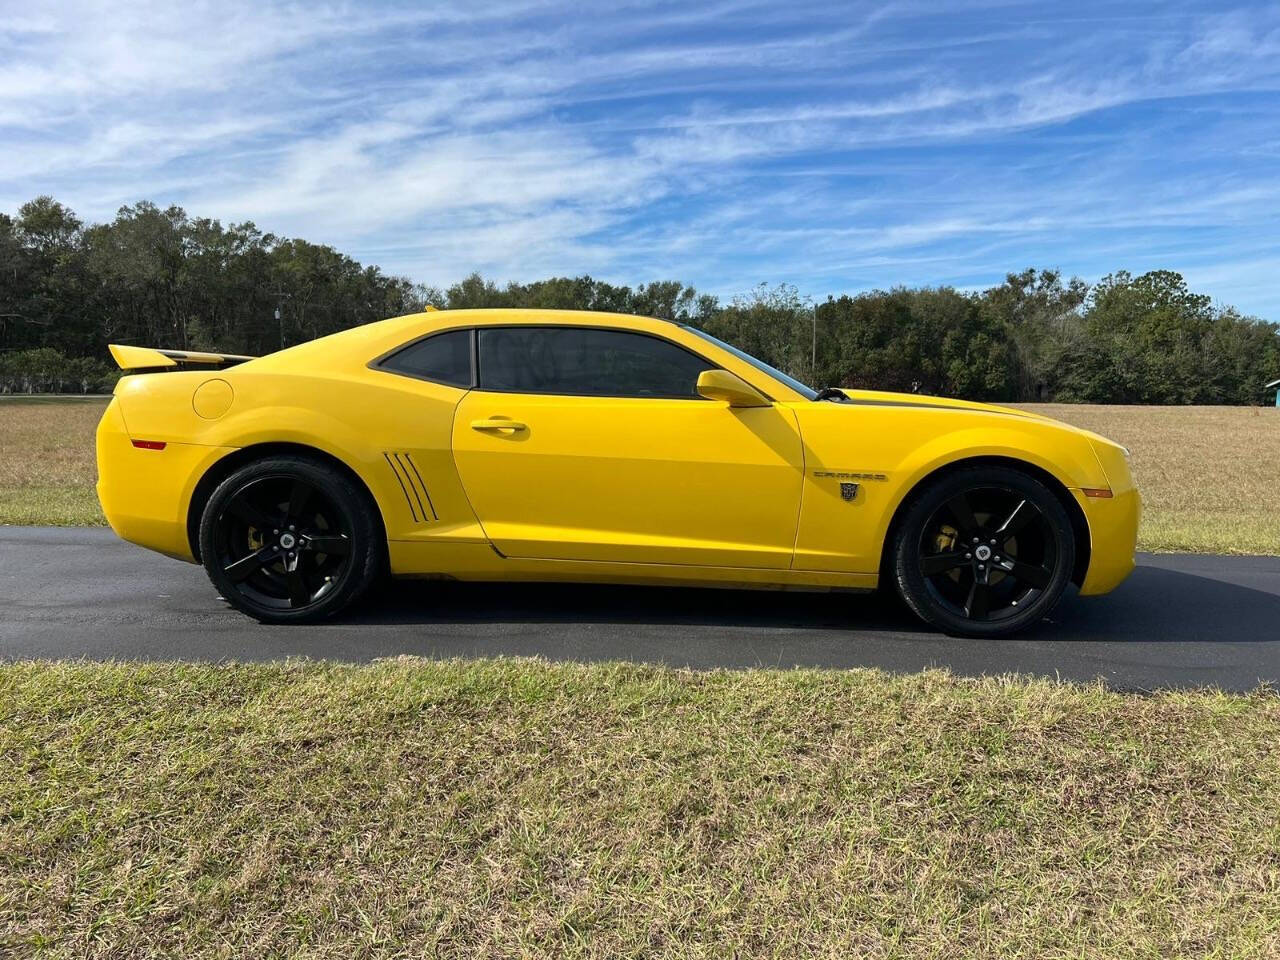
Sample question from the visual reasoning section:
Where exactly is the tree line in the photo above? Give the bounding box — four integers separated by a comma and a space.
2, 196, 1277, 402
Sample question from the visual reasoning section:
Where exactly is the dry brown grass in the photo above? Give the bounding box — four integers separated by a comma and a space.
1, 398, 1276, 553
0, 397, 106, 526
1018, 404, 1280, 555
2, 659, 1279, 959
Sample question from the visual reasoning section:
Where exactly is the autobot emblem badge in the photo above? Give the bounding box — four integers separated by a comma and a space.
840, 482, 858, 502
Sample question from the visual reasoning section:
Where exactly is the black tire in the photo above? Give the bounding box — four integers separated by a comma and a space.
891, 465, 1075, 637
199, 456, 382, 623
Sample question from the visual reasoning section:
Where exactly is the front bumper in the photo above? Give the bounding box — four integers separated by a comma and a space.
96, 398, 234, 562
1075, 486, 1141, 596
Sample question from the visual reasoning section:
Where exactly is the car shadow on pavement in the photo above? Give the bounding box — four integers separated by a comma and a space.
1034, 564, 1280, 644
342, 563, 1280, 645
354, 579, 915, 630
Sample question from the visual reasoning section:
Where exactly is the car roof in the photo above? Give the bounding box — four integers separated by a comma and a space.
403, 307, 678, 326
237, 308, 816, 403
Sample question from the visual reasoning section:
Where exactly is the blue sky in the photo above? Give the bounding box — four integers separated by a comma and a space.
3, 1, 1280, 317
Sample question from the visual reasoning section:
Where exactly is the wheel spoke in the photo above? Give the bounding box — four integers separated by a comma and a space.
1005, 560, 1051, 590
285, 480, 314, 524
216, 471, 356, 614
996, 499, 1039, 540
226, 495, 278, 533
946, 492, 978, 534
285, 567, 312, 607
964, 579, 990, 619
302, 534, 350, 556
916, 480, 1066, 625
919, 551, 968, 577
224, 546, 277, 583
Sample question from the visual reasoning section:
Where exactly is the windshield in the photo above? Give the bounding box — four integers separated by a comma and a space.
681, 325, 818, 401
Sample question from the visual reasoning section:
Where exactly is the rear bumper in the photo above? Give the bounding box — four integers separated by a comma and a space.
96, 398, 234, 563
1076, 486, 1141, 596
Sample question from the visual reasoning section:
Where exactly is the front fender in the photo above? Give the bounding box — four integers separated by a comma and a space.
887, 424, 1108, 511
790, 404, 1109, 573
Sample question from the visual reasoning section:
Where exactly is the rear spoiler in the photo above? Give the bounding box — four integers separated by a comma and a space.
108, 344, 257, 371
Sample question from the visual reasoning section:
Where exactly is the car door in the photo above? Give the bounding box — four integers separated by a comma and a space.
450, 325, 805, 569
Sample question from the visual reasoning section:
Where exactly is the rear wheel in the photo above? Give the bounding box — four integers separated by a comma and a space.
892, 466, 1075, 637
199, 456, 382, 623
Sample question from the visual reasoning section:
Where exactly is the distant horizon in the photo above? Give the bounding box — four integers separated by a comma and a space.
4, 1, 1279, 318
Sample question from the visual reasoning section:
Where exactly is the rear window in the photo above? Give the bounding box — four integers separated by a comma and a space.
379, 329, 473, 387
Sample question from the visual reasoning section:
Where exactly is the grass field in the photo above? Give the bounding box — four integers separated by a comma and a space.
0, 397, 106, 527
1, 397, 1277, 553
2, 658, 1279, 958
1017, 403, 1280, 555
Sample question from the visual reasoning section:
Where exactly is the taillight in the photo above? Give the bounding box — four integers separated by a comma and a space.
130, 439, 167, 450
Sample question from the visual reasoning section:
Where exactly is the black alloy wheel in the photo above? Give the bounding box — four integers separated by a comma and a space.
892, 466, 1075, 637
199, 456, 382, 623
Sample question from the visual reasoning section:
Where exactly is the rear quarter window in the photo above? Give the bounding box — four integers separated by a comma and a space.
378, 329, 473, 387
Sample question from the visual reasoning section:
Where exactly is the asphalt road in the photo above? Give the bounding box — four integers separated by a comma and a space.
2, 526, 1278, 690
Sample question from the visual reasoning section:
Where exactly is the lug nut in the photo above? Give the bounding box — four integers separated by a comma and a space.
965, 553, 972, 559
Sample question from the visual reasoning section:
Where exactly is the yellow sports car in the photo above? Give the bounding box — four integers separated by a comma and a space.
96, 309, 1139, 635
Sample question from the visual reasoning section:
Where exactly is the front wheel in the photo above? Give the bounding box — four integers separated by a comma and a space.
891, 466, 1076, 637
199, 456, 383, 623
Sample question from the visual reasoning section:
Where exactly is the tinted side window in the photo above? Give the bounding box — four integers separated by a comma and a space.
380, 329, 472, 387
477, 327, 711, 398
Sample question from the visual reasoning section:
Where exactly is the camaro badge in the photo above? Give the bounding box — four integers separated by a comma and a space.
813, 469, 883, 503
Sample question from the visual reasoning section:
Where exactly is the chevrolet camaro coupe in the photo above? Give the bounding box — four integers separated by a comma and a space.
96, 309, 1140, 635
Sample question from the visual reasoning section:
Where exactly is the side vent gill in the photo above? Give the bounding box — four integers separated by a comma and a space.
383, 452, 438, 523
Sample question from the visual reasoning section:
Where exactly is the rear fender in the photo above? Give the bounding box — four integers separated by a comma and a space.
189, 371, 478, 546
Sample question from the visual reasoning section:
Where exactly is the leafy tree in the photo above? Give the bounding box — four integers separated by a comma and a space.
817, 286, 1017, 399
701, 283, 818, 383
980, 268, 1089, 400
0, 347, 116, 394
3, 196, 1278, 403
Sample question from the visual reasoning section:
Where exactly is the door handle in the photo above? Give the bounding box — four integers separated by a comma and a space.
471, 418, 527, 433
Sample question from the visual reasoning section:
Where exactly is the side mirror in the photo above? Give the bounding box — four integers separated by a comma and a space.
696, 369, 770, 408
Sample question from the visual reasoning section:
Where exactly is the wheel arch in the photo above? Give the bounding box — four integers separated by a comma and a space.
186, 442, 388, 563
878, 455, 1091, 588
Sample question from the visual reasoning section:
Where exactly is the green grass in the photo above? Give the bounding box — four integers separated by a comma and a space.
2, 658, 1279, 958
0, 398, 106, 526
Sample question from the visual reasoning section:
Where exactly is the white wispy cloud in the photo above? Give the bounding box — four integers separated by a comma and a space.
3, 0, 1280, 315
